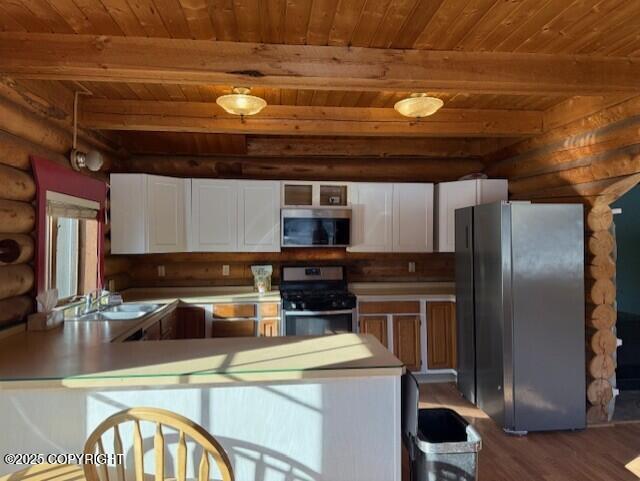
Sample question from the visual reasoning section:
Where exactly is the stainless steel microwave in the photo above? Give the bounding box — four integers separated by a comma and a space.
281, 208, 351, 247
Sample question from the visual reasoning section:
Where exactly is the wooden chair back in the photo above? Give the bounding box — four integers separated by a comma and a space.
83, 407, 233, 481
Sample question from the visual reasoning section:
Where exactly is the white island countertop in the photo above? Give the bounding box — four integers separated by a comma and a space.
0, 332, 403, 389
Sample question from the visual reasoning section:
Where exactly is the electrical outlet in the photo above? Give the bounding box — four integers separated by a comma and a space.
108, 279, 115, 291
222, 265, 230, 276
157, 265, 165, 277
408, 261, 416, 273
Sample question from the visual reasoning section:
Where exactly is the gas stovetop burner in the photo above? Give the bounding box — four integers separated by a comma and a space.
279, 265, 356, 312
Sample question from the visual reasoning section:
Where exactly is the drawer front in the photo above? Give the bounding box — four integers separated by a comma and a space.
259, 303, 280, 318
211, 319, 256, 337
213, 303, 257, 318
359, 301, 420, 315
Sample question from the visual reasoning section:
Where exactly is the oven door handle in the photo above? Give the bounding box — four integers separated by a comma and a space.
283, 309, 354, 316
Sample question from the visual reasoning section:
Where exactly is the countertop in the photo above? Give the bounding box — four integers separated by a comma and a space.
122, 286, 281, 304
0, 333, 402, 389
349, 282, 456, 298
0, 283, 454, 389
121, 283, 454, 303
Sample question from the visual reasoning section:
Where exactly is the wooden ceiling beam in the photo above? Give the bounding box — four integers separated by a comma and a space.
80, 99, 542, 137
245, 136, 514, 157
116, 155, 485, 183
1, 33, 640, 95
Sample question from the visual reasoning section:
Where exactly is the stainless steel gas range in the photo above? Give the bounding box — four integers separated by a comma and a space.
280, 266, 357, 336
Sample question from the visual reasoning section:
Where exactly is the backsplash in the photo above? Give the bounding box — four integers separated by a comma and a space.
105, 250, 454, 290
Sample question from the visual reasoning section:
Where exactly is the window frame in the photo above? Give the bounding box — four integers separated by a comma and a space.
31, 156, 107, 298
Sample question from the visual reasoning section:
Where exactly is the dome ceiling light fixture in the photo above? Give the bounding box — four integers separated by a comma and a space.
394, 93, 444, 118
216, 87, 267, 116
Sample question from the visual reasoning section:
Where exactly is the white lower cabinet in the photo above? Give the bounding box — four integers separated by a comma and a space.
110, 174, 189, 254
349, 182, 393, 252
238, 180, 281, 252
191, 179, 237, 252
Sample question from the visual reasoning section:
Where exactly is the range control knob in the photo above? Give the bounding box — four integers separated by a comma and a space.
300, 302, 307, 310
290, 302, 296, 310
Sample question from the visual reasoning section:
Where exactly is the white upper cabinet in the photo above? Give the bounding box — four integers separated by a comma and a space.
191, 179, 237, 252
146, 175, 189, 253
435, 179, 508, 252
281, 181, 351, 207
110, 174, 190, 254
392, 183, 434, 252
110, 174, 147, 254
238, 180, 281, 252
349, 183, 393, 252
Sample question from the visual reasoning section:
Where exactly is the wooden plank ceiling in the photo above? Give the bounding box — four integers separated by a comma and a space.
1, 0, 639, 158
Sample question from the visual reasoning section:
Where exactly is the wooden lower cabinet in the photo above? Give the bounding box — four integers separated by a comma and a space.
259, 318, 279, 337
393, 315, 421, 371
359, 316, 388, 348
160, 308, 177, 339
427, 302, 456, 369
211, 319, 256, 337
213, 303, 256, 319
176, 306, 206, 339
142, 320, 161, 340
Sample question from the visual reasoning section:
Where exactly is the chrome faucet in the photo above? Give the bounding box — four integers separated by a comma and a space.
84, 288, 108, 313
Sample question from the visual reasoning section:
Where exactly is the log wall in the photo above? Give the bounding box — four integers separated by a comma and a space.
0, 83, 125, 329
485, 95, 640, 423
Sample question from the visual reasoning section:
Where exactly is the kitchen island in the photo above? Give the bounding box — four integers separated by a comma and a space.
0, 322, 403, 481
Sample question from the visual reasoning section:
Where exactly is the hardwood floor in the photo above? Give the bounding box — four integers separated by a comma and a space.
420, 383, 640, 481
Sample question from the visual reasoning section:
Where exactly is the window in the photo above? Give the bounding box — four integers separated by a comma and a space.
45, 192, 99, 301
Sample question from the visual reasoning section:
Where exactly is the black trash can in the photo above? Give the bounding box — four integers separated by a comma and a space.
402, 373, 482, 481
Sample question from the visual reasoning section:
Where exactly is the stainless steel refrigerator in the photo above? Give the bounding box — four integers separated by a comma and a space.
455, 201, 586, 433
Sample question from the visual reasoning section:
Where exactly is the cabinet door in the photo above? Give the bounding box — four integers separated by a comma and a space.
238, 181, 281, 252
349, 183, 393, 252
146, 175, 188, 253
110, 174, 146, 254
176, 306, 206, 339
393, 315, 421, 371
435, 180, 477, 252
427, 302, 457, 369
359, 316, 388, 348
191, 179, 237, 251
259, 318, 279, 336
143, 320, 161, 340
477, 179, 508, 204
393, 183, 434, 252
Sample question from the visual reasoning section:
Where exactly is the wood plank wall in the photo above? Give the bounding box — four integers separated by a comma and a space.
485, 95, 640, 423
0, 83, 122, 330
114, 251, 454, 289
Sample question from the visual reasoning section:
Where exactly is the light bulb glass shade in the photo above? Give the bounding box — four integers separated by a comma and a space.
85, 150, 104, 172
394, 94, 444, 118
216, 87, 267, 116
70, 149, 103, 172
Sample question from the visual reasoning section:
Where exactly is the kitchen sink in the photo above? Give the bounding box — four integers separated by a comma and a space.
99, 311, 148, 320
104, 304, 161, 313
65, 303, 161, 322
